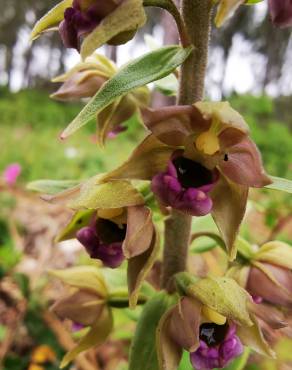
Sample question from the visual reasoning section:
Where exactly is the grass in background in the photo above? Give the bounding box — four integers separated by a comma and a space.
0, 88, 291, 184
0, 87, 143, 183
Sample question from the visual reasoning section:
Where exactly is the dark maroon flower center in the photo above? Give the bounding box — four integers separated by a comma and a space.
173, 157, 213, 189
199, 323, 229, 347
96, 219, 127, 245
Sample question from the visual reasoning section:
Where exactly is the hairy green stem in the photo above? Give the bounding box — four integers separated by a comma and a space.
161, 0, 213, 291
143, 0, 190, 47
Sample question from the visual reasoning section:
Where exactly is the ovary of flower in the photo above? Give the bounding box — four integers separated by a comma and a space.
202, 306, 227, 325
195, 116, 222, 155
97, 208, 124, 220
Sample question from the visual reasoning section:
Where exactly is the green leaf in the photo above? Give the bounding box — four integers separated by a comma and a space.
61, 46, 193, 138
27, 179, 81, 195
129, 292, 176, 370
265, 176, 292, 194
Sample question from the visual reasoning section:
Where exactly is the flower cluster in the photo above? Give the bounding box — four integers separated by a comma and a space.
29, 1, 291, 369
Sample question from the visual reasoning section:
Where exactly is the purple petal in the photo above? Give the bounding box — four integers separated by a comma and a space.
219, 336, 243, 367
190, 345, 220, 370
151, 158, 215, 216
178, 188, 213, 216
190, 324, 243, 370
59, 1, 122, 50
268, 0, 292, 28
76, 226, 100, 257
96, 242, 125, 268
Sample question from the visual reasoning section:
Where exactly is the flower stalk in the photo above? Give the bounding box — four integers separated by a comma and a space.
142, 0, 190, 47
161, 0, 213, 291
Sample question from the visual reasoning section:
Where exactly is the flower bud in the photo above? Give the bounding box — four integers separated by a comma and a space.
246, 263, 292, 308
51, 71, 107, 101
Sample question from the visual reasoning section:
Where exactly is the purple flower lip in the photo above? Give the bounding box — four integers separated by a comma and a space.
151, 156, 218, 216
268, 0, 292, 28
76, 219, 126, 268
59, 0, 121, 49
190, 323, 243, 370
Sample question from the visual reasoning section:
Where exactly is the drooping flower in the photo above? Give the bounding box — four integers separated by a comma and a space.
30, 0, 146, 59
100, 102, 271, 259
48, 177, 158, 308
228, 239, 292, 308
51, 53, 150, 144
49, 266, 113, 368
268, 0, 292, 28
59, 0, 122, 49
3, 163, 21, 186
157, 275, 274, 370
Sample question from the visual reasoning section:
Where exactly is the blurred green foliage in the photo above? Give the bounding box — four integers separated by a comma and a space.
0, 87, 144, 183
0, 88, 291, 184
230, 94, 292, 179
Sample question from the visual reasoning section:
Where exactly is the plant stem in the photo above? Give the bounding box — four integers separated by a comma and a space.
143, 0, 190, 47
161, 0, 213, 291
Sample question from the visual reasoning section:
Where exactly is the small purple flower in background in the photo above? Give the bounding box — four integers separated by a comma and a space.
190, 323, 243, 370
151, 154, 217, 216
76, 218, 126, 268
3, 163, 21, 186
107, 125, 127, 139
268, 0, 292, 28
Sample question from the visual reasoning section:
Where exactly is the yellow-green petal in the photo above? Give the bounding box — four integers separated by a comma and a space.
60, 307, 113, 368
68, 179, 144, 210
254, 241, 292, 270
31, 0, 72, 41
49, 266, 108, 297
187, 276, 253, 326
80, 0, 146, 59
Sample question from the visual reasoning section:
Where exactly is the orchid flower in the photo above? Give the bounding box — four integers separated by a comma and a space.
100, 101, 271, 259
228, 239, 292, 308
47, 177, 158, 308
30, 0, 146, 59
157, 275, 274, 370
51, 53, 150, 144
49, 266, 113, 368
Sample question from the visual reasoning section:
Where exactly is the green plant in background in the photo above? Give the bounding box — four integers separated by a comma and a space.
9, 0, 292, 369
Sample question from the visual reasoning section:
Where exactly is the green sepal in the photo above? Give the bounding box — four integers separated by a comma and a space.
55, 209, 95, 242
30, 0, 72, 41
179, 275, 253, 327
